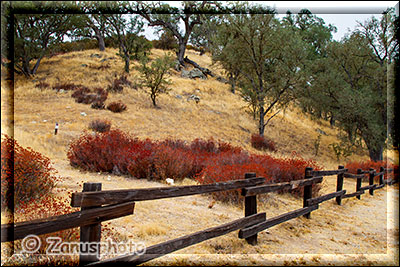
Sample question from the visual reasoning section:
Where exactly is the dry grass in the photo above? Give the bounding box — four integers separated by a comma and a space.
1, 47, 398, 266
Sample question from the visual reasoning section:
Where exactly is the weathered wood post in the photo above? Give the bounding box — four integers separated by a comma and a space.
303, 167, 313, 219
356, 169, 362, 200
336, 165, 345, 205
369, 168, 375, 195
379, 166, 384, 186
244, 172, 258, 245
80, 183, 102, 265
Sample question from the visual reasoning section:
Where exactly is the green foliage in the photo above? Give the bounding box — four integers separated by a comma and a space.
136, 53, 175, 107
153, 30, 178, 51
106, 14, 146, 73
210, 7, 308, 136
14, 14, 74, 76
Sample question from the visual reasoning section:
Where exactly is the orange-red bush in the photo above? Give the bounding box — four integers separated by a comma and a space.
67, 130, 323, 203
345, 160, 397, 181
251, 134, 277, 152
1, 134, 60, 210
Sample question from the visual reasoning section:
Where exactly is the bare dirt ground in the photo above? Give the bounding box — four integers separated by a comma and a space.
48, 161, 399, 266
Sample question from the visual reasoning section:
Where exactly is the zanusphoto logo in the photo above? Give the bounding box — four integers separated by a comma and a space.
20, 235, 146, 257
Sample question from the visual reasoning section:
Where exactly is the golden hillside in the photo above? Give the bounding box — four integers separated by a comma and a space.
1, 48, 398, 266
3, 47, 395, 168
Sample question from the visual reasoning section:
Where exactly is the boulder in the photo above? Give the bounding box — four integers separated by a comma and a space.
216, 76, 229, 84
181, 68, 207, 80
189, 68, 207, 80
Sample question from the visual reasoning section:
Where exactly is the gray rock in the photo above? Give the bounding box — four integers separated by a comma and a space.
181, 68, 207, 80
189, 68, 207, 80
90, 53, 102, 58
174, 61, 182, 71
80, 112, 87, 116
175, 94, 183, 99
216, 76, 229, 83
181, 69, 191, 78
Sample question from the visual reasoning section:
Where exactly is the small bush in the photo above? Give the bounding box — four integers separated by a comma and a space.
91, 101, 105, 109
251, 134, 277, 152
72, 86, 108, 105
1, 135, 60, 210
88, 119, 111, 133
107, 101, 127, 113
107, 74, 132, 93
52, 83, 80, 91
35, 81, 50, 90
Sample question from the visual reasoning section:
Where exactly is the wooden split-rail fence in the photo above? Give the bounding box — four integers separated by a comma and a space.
1, 166, 397, 265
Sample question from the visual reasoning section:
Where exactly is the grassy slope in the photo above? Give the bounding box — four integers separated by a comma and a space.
1, 48, 398, 266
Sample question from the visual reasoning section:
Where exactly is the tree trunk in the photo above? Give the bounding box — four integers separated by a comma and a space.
31, 55, 44, 75
229, 73, 236, 94
93, 28, 105, 51
258, 105, 265, 137
329, 114, 335, 127
177, 40, 186, 66
368, 146, 383, 162
151, 94, 157, 107
123, 52, 130, 73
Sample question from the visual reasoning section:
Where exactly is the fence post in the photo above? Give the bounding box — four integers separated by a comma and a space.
244, 172, 258, 245
356, 169, 362, 200
369, 168, 375, 195
303, 167, 313, 219
336, 165, 345, 205
379, 166, 384, 186
80, 183, 102, 265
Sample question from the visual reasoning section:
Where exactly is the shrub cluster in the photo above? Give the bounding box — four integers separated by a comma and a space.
52, 83, 80, 91
71, 86, 108, 108
1, 135, 60, 210
107, 74, 132, 93
67, 130, 323, 204
251, 134, 277, 152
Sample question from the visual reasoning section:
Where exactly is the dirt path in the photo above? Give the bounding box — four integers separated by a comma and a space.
51, 161, 399, 266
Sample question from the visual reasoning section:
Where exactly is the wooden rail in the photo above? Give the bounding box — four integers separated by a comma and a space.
71, 177, 265, 208
89, 212, 266, 265
238, 205, 319, 239
1, 202, 135, 243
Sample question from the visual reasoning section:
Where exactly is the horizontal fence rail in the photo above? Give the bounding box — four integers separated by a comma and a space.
238, 205, 319, 239
241, 176, 323, 197
1, 202, 135, 243
306, 190, 346, 206
71, 177, 265, 208
88, 212, 267, 266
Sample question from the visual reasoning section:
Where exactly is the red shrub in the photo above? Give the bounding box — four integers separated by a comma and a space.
107, 101, 127, 113
196, 163, 273, 204
190, 138, 218, 153
150, 144, 195, 181
251, 134, 277, 152
345, 160, 397, 181
1, 134, 60, 210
